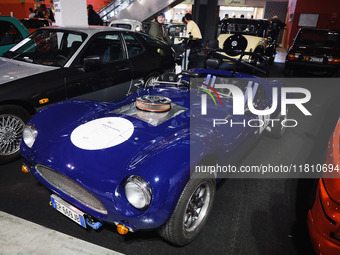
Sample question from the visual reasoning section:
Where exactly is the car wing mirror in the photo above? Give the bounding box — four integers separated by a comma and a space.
83, 55, 102, 71
181, 70, 199, 78
134, 79, 144, 89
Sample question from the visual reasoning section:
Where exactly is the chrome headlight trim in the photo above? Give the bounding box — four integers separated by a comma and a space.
124, 175, 152, 210
23, 124, 38, 148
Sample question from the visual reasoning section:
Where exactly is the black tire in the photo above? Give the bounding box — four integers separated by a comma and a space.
0, 105, 31, 164
295, 179, 319, 222
158, 177, 216, 246
144, 72, 160, 87
265, 107, 288, 139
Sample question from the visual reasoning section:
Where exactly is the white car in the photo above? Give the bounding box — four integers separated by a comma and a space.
109, 19, 143, 32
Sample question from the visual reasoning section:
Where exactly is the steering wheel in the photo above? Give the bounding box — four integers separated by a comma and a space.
56, 55, 68, 61
223, 34, 248, 56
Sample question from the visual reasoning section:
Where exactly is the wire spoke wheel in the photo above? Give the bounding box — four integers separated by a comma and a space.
183, 181, 211, 232
0, 114, 25, 156
145, 76, 159, 87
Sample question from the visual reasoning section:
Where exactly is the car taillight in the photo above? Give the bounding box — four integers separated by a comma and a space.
288, 53, 299, 60
328, 57, 340, 65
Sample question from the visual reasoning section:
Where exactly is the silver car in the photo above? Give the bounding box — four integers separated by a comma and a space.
109, 19, 143, 32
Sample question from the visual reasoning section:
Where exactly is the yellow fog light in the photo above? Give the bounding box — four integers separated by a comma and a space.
117, 224, 129, 235
21, 164, 30, 173
39, 98, 49, 104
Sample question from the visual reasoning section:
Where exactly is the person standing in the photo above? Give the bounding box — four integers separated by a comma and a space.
35, 7, 44, 18
220, 13, 229, 24
48, 9, 55, 23
87, 5, 103, 26
269, 16, 286, 42
182, 13, 202, 70
28, 8, 35, 18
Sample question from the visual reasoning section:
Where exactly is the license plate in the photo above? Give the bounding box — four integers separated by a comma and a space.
50, 194, 87, 228
304, 56, 323, 63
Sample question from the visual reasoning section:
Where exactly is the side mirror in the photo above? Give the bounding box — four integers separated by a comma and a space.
83, 55, 102, 71
181, 70, 199, 78
134, 79, 144, 89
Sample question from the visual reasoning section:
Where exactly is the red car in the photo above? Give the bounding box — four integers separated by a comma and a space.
20, 18, 52, 33
308, 117, 340, 254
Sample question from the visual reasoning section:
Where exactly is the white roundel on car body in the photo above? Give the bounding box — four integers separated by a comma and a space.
70, 117, 134, 150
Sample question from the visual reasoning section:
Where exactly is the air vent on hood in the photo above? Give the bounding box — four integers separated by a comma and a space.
136, 95, 172, 112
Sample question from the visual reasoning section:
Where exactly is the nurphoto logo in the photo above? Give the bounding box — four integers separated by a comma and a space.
199, 75, 312, 130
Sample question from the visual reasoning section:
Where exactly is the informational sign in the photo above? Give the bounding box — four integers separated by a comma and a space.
54, 0, 87, 27
298, 13, 319, 27
218, 0, 246, 5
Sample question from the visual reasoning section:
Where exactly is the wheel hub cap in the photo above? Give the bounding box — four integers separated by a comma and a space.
184, 182, 211, 232
0, 114, 25, 156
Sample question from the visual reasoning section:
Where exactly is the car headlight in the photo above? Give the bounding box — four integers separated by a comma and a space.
23, 124, 38, 148
125, 175, 152, 210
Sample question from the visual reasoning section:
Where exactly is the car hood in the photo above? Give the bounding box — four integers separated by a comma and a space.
0, 57, 58, 84
22, 87, 192, 180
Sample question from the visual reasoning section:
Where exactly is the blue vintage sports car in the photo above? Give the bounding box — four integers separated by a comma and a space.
20, 68, 287, 246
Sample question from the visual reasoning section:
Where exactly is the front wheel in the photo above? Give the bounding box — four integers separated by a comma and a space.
144, 72, 160, 87
158, 177, 216, 246
0, 105, 30, 164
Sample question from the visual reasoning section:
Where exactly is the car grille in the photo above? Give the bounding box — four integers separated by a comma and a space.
35, 164, 107, 215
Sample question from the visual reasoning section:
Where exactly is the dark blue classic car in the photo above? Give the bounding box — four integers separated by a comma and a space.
20, 69, 287, 246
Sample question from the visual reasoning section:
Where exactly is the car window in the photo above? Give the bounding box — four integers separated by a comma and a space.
0, 21, 23, 46
139, 33, 166, 47
21, 19, 50, 29
122, 34, 143, 58
4, 29, 87, 67
296, 30, 340, 48
66, 34, 83, 47
111, 24, 132, 30
221, 20, 268, 37
81, 33, 125, 63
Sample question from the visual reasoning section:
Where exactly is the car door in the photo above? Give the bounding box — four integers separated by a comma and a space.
65, 32, 132, 102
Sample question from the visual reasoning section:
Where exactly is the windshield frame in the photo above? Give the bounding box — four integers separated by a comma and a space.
3, 28, 88, 67
295, 29, 340, 49
220, 18, 269, 38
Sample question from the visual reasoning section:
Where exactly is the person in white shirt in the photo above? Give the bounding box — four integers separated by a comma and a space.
185, 13, 202, 40
28, 8, 35, 18
182, 13, 202, 69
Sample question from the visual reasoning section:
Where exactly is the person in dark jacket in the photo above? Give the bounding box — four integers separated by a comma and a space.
48, 9, 55, 22
149, 12, 184, 60
269, 15, 286, 42
149, 12, 172, 44
87, 5, 103, 26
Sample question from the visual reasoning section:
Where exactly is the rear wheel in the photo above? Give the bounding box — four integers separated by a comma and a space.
158, 177, 215, 246
0, 105, 30, 164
